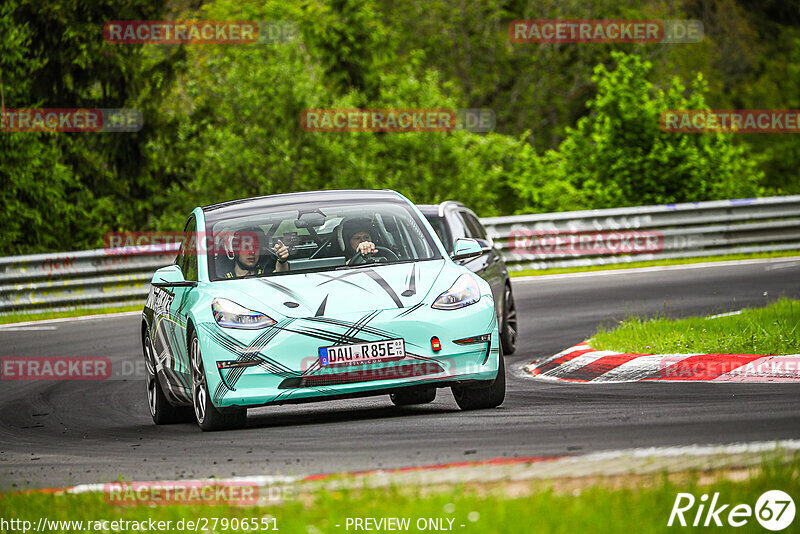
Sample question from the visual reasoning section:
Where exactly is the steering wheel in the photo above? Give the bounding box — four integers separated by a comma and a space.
348, 246, 400, 265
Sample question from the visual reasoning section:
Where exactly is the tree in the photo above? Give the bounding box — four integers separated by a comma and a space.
530, 52, 762, 209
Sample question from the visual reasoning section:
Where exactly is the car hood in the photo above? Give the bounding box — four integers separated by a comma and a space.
214, 260, 447, 317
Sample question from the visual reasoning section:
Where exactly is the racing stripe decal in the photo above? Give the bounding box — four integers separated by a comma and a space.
337, 310, 380, 345
315, 272, 372, 292
306, 316, 396, 339
395, 302, 423, 318
401, 265, 416, 297
198, 321, 295, 374
258, 279, 310, 308
363, 269, 403, 308
315, 295, 328, 317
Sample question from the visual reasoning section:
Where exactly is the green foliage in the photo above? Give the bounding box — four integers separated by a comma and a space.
1, 0, 793, 254
550, 53, 759, 209
0, 1, 92, 254
509, 53, 762, 212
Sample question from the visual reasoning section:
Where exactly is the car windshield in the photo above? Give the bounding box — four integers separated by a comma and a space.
204, 198, 442, 281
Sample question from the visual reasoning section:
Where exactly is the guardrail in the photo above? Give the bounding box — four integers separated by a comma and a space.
481, 195, 800, 271
0, 247, 177, 314
1, 195, 798, 314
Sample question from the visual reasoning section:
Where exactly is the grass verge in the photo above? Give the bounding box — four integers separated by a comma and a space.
0, 305, 141, 325
1, 454, 797, 533
590, 298, 800, 355
510, 250, 800, 277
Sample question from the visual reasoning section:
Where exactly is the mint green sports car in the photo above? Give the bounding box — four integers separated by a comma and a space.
141, 190, 504, 431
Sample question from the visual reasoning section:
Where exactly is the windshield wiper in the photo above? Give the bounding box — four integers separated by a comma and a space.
335, 258, 419, 271
335, 262, 379, 271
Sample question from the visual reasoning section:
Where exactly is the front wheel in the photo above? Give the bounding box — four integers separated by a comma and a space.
451, 353, 505, 410
500, 285, 517, 355
190, 332, 247, 431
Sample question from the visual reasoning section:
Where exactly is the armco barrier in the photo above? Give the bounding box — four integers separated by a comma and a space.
481, 195, 800, 271
0, 196, 799, 314
0, 246, 177, 314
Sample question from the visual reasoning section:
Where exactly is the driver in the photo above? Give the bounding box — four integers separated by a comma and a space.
223, 228, 289, 278
341, 217, 379, 264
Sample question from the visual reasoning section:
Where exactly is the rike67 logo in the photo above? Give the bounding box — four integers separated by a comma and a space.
669, 490, 795, 530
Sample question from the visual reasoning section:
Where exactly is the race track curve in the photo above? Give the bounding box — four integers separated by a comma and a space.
1, 258, 799, 489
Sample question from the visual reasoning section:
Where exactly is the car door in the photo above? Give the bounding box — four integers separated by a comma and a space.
459, 209, 505, 322
159, 216, 199, 393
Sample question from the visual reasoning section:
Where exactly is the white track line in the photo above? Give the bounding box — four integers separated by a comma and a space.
580, 439, 800, 461
511, 256, 800, 282
58, 440, 800, 496
0, 310, 141, 329
67, 475, 298, 495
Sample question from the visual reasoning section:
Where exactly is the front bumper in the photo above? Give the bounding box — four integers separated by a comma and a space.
196, 296, 500, 408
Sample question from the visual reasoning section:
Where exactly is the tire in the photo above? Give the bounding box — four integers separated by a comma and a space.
143, 333, 193, 424
390, 387, 436, 406
500, 284, 518, 355
452, 352, 506, 410
190, 331, 247, 431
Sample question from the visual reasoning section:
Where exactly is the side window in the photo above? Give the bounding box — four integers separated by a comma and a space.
461, 211, 488, 241
175, 217, 198, 281
424, 216, 452, 253
448, 211, 469, 243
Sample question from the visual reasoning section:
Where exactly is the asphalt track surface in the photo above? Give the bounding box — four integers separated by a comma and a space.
1, 259, 799, 490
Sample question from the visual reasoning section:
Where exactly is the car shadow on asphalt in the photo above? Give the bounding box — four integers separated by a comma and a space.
244, 402, 458, 430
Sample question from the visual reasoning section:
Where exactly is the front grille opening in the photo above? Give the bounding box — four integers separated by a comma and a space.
279, 361, 445, 389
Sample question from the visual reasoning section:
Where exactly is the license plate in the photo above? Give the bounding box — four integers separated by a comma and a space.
319, 339, 405, 366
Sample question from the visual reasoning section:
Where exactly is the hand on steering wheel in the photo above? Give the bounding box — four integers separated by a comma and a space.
348, 245, 400, 265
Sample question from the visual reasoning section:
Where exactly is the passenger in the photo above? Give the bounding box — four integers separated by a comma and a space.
222, 229, 289, 278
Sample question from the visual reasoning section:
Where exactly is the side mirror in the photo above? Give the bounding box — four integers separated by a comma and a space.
151, 265, 197, 288
450, 238, 483, 261
474, 238, 493, 253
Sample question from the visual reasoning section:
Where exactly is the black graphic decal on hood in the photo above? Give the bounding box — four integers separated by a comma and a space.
258, 278, 309, 308
316, 271, 371, 292
401, 264, 416, 297
363, 269, 403, 308
315, 295, 328, 317
395, 302, 424, 318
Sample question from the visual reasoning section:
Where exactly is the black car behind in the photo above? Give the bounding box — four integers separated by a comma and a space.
418, 201, 518, 355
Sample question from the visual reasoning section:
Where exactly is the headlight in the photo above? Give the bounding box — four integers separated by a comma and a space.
431, 274, 481, 310
212, 298, 276, 329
